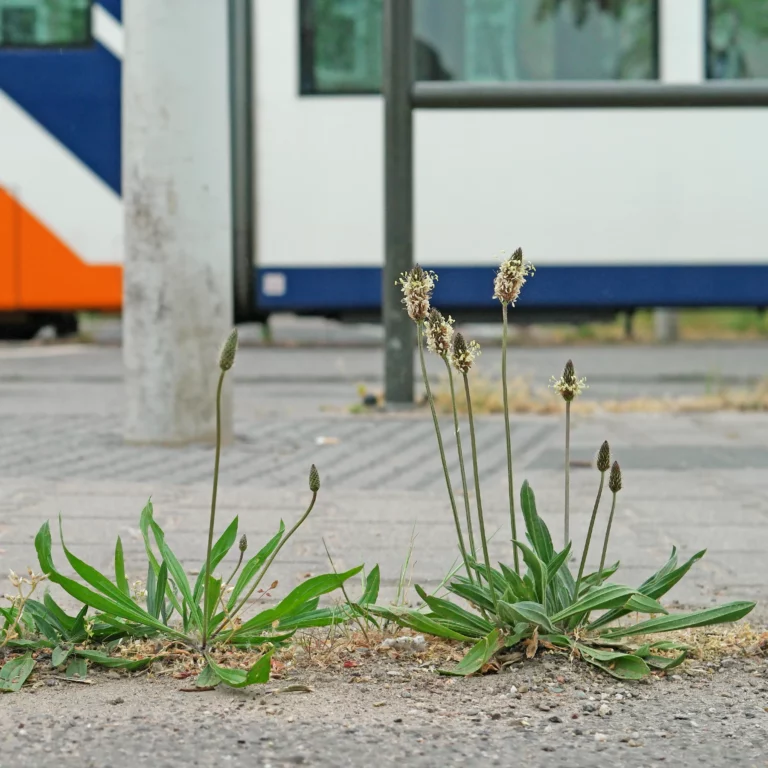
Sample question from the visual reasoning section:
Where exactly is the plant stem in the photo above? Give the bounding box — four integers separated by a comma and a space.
462, 372, 500, 616
598, 491, 618, 575
444, 358, 477, 566
212, 492, 317, 640
202, 370, 225, 648
564, 400, 571, 549
416, 324, 474, 584
501, 302, 520, 575
323, 538, 370, 645
575, 471, 605, 594
224, 550, 245, 588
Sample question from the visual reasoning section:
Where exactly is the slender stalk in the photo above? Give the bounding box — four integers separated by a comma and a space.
462, 372, 500, 616
444, 358, 477, 564
501, 302, 520, 575
323, 538, 370, 645
417, 324, 474, 584
598, 492, 618, 575
564, 400, 571, 548
215, 492, 317, 638
202, 370, 225, 648
224, 550, 245, 588
575, 471, 605, 594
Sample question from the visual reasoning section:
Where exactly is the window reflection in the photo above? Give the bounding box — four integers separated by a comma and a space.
707, 0, 768, 79
0, 0, 90, 48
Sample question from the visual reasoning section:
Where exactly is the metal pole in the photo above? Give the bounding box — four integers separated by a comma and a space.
123, 0, 234, 444
382, 0, 414, 405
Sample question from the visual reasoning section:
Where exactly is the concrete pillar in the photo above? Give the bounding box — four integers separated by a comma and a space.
123, 1, 233, 445
654, 309, 679, 343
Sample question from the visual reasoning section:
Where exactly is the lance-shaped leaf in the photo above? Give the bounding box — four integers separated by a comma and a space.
520, 481, 554, 563
204, 651, 273, 688
550, 584, 638, 624
577, 644, 650, 680
439, 629, 503, 677
497, 601, 556, 634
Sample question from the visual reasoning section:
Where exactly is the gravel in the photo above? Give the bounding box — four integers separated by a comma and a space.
3, 650, 766, 767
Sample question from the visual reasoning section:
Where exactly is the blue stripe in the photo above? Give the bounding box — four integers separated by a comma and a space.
98, 0, 122, 23
0, 46, 121, 194
255, 265, 768, 311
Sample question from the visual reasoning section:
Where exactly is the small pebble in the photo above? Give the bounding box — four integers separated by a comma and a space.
594, 733, 608, 743
538, 703, 551, 712
549, 716, 563, 724
598, 704, 612, 718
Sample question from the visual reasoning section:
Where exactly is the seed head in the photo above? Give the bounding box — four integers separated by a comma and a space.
596, 441, 611, 473
397, 264, 437, 322
239, 534, 248, 553
608, 461, 622, 493
550, 359, 587, 402
493, 247, 535, 305
219, 328, 239, 371
425, 308, 454, 358
309, 464, 321, 493
451, 332, 481, 374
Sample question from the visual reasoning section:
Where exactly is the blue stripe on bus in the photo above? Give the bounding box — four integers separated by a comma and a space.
255, 265, 768, 311
0, 46, 121, 194
98, 0, 122, 22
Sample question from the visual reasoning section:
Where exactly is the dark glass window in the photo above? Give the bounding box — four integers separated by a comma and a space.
0, 0, 90, 48
300, 0, 658, 94
706, 0, 768, 79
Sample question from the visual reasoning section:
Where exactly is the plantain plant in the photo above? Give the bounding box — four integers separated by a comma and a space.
0, 329, 377, 691
373, 257, 756, 680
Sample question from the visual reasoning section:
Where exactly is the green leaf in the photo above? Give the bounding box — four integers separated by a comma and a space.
414, 585, 492, 638
34, 522, 180, 639
146, 562, 157, 618
448, 578, 496, 614
149, 518, 203, 632
550, 584, 638, 624
439, 629, 503, 677
205, 650, 273, 688
114, 537, 130, 597
499, 563, 535, 602
0, 654, 36, 692
540, 633, 573, 649
192, 516, 239, 604
154, 563, 169, 621
546, 543, 572, 582
624, 593, 668, 615
590, 550, 705, 630
20, 599, 60, 642
360, 565, 380, 605
204, 575, 222, 624
234, 567, 363, 636
512, 540, 548, 604
520, 481, 554, 563
227, 522, 285, 610
600, 601, 756, 639
196, 663, 219, 688
577, 645, 650, 680
52, 645, 72, 668
578, 561, 620, 594
496, 601, 556, 634
74, 649, 158, 670
365, 606, 475, 642
66, 657, 88, 679
644, 652, 687, 671
43, 594, 76, 635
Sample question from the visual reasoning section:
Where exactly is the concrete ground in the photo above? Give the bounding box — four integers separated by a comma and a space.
0, 334, 767, 767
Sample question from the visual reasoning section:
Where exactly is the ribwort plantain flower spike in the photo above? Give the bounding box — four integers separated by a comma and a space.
599, 461, 623, 573
496, 248, 535, 574
425, 308, 454, 358
239, 534, 248, 553
576, 440, 610, 592
397, 264, 437, 322
550, 359, 588, 402
493, 247, 535, 306
309, 464, 321, 493
451, 333, 481, 374
219, 328, 239, 371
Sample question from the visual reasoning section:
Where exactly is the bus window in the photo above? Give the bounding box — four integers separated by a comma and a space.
706, 0, 768, 79
0, 0, 91, 48
299, 0, 658, 94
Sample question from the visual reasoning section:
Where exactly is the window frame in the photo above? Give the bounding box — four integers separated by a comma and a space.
298, 0, 661, 97
0, 0, 93, 50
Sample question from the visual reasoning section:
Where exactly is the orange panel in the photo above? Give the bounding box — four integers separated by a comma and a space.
0, 189, 20, 309
17, 202, 122, 312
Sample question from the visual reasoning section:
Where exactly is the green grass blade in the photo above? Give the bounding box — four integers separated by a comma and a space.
193, 516, 238, 604
600, 601, 755, 639
139, 501, 183, 617
414, 584, 493, 638
365, 605, 476, 641
114, 537, 130, 597
360, 565, 380, 605
74, 649, 159, 670
227, 522, 285, 610
439, 629, 503, 677
146, 563, 157, 618
154, 563, 169, 622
